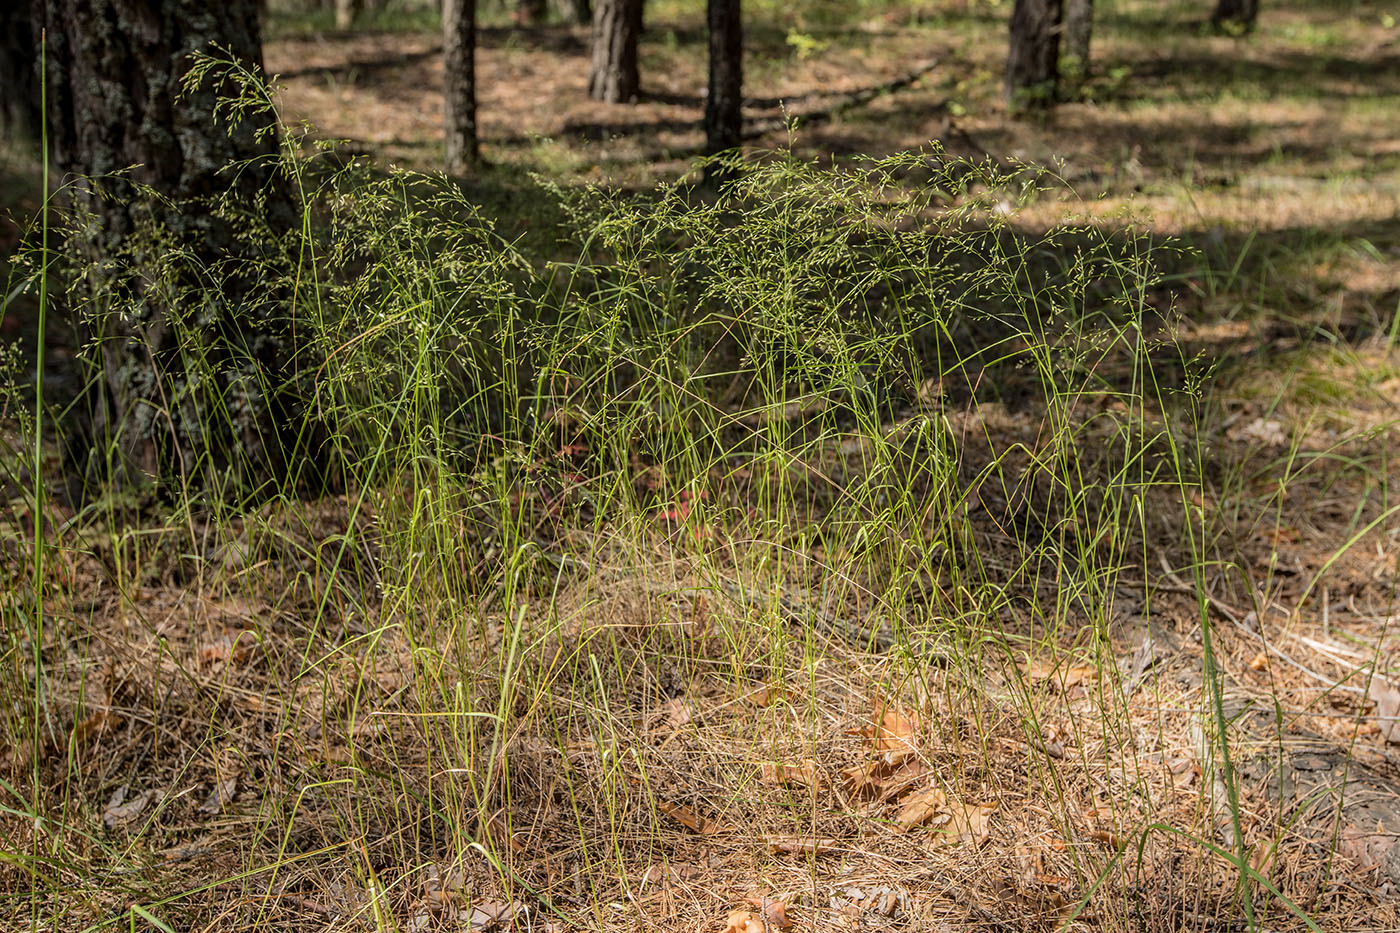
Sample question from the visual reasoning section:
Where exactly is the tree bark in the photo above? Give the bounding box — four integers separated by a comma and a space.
1213, 0, 1259, 32
704, 0, 742, 162
588, 0, 642, 103
36, 0, 297, 491
1062, 0, 1092, 82
444, 0, 479, 172
0, 1, 41, 143
335, 0, 359, 30
517, 0, 547, 25
1006, 0, 1062, 113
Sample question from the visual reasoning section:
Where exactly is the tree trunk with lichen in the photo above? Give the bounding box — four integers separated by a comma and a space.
36, 0, 298, 494
1006, 0, 1062, 113
588, 0, 642, 102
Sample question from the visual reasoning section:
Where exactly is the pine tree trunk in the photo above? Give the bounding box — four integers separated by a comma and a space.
1006, 0, 1062, 113
444, 0, 479, 172
1062, 0, 1093, 82
588, 0, 642, 103
335, 0, 360, 30
704, 0, 742, 162
36, 0, 297, 491
1213, 0, 1259, 32
0, 1, 40, 143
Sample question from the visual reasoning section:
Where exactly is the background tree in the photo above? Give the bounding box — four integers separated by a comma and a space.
335, 0, 388, 30
0, 1, 40, 143
1006, 0, 1062, 113
704, 0, 742, 172
1213, 0, 1259, 33
568, 0, 592, 27
588, 0, 643, 103
336, 0, 360, 29
1062, 0, 1093, 84
34, 0, 296, 490
517, 0, 547, 26
444, 0, 479, 172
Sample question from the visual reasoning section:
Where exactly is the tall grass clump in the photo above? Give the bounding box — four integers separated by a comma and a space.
2, 56, 1282, 932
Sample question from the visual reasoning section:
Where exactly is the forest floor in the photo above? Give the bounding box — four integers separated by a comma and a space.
3, 1, 1400, 931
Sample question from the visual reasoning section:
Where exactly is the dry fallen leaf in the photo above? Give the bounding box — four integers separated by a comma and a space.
740, 684, 785, 707
742, 895, 793, 930
468, 900, 521, 931
722, 910, 765, 933
200, 633, 254, 669
1367, 678, 1400, 743
842, 761, 883, 798
198, 777, 237, 815
767, 835, 838, 856
652, 697, 692, 732
868, 702, 919, 765
481, 810, 527, 852
760, 759, 822, 791
72, 709, 113, 746
1340, 821, 1397, 872
103, 786, 158, 829
896, 787, 994, 846
876, 759, 929, 800
1021, 659, 1097, 690
658, 800, 716, 834
942, 799, 995, 848
1088, 829, 1124, 849
895, 787, 952, 833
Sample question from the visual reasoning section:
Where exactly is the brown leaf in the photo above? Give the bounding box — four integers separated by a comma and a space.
741, 684, 785, 707
895, 787, 951, 832
103, 786, 158, 829
866, 701, 919, 765
896, 787, 994, 846
1020, 659, 1097, 690
658, 800, 716, 834
1340, 821, 1398, 871
942, 799, 995, 848
73, 709, 114, 746
876, 759, 929, 800
1367, 678, 1400, 743
468, 900, 521, 931
200, 633, 254, 669
659, 698, 692, 731
767, 836, 838, 856
722, 910, 765, 933
742, 895, 793, 930
760, 759, 821, 791
1087, 829, 1124, 849
198, 777, 237, 815
842, 761, 883, 797
481, 810, 527, 852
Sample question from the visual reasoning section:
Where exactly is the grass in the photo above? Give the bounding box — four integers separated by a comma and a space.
3, 1, 1400, 931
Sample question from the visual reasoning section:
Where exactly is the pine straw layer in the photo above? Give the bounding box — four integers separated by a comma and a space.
4, 338, 1399, 932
